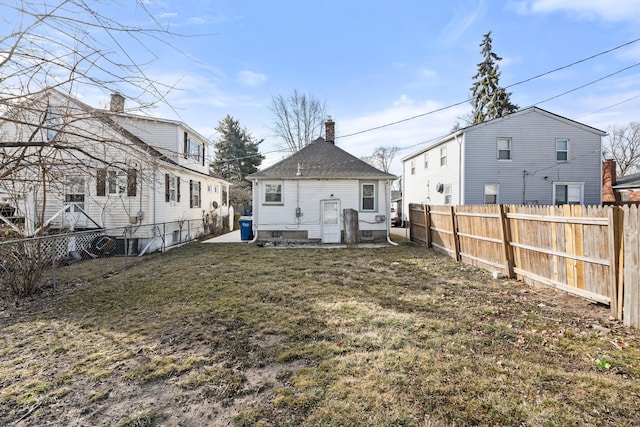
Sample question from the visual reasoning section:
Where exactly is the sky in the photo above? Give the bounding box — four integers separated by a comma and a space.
5, 0, 640, 176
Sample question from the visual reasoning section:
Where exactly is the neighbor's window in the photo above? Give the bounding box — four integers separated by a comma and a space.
440, 146, 447, 167
190, 180, 201, 208
424, 153, 428, 169
554, 182, 582, 205
497, 137, 511, 160
165, 174, 180, 203
97, 168, 136, 197
108, 170, 127, 195
361, 182, 377, 211
264, 181, 283, 204
444, 184, 452, 205
556, 139, 569, 162
484, 183, 499, 204
184, 132, 202, 162
46, 107, 62, 141
410, 159, 416, 175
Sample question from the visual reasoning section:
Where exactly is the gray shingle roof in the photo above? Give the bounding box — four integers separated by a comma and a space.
247, 138, 397, 180
614, 172, 640, 189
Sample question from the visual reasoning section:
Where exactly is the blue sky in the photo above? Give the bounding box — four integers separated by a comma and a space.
7, 1, 640, 175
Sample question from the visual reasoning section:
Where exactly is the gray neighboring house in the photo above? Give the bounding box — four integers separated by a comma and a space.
401, 107, 606, 218
246, 119, 397, 243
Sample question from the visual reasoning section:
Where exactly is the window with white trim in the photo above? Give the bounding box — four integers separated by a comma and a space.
108, 170, 127, 195
190, 180, 201, 208
424, 153, 428, 169
556, 139, 569, 162
264, 181, 283, 204
46, 107, 62, 141
484, 183, 499, 204
440, 146, 447, 167
444, 184, 452, 205
554, 182, 583, 205
361, 182, 377, 211
497, 137, 511, 160
410, 159, 415, 175
165, 174, 179, 203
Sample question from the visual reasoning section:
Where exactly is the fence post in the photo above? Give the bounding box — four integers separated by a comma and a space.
499, 204, 515, 278
608, 206, 624, 320
450, 205, 460, 261
423, 204, 431, 248
51, 239, 57, 291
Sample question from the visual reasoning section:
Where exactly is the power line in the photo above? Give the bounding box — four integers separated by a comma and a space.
336, 36, 640, 140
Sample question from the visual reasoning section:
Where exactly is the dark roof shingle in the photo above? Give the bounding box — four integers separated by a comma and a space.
247, 138, 397, 180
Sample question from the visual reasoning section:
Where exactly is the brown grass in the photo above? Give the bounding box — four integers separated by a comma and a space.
1, 239, 640, 426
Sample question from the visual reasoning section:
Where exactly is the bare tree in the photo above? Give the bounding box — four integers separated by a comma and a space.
604, 122, 640, 176
364, 146, 400, 173
0, 1, 195, 296
270, 90, 327, 152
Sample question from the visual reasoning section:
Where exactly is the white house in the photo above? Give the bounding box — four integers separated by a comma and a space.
247, 119, 397, 244
0, 90, 230, 248
401, 107, 606, 220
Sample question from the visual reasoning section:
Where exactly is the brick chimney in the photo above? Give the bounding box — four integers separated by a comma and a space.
325, 117, 335, 143
602, 158, 618, 204
110, 92, 125, 113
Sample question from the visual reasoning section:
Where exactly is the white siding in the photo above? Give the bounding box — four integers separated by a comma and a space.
402, 136, 462, 217
253, 179, 391, 239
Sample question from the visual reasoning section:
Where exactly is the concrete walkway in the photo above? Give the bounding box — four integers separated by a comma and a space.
202, 229, 243, 243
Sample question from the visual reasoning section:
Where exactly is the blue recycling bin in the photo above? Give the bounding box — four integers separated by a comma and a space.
239, 216, 253, 241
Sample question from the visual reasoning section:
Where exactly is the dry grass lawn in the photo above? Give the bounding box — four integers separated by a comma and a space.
1, 239, 640, 426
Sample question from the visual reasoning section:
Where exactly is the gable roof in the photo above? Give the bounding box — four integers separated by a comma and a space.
402, 106, 607, 161
247, 138, 397, 180
614, 172, 640, 190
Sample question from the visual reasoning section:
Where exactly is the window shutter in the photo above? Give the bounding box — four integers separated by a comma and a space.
189, 179, 193, 208
183, 132, 188, 159
177, 177, 181, 202
96, 168, 106, 196
127, 168, 137, 196
198, 181, 201, 207
165, 174, 170, 202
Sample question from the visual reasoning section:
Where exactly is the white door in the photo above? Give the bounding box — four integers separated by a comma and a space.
321, 200, 341, 243
63, 175, 86, 228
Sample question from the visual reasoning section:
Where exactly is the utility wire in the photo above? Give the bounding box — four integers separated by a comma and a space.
336, 36, 640, 140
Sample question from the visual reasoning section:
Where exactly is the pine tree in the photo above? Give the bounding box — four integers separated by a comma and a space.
470, 31, 518, 124
211, 116, 264, 206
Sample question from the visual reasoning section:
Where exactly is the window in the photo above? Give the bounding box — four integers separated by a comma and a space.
46, 108, 62, 141
264, 181, 283, 204
361, 182, 377, 211
444, 184, 452, 205
440, 146, 447, 167
109, 170, 127, 195
410, 159, 416, 175
96, 168, 136, 196
554, 182, 583, 205
556, 139, 569, 162
165, 174, 180, 203
497, 137, 511, 160
190, 180, 201, 208
184, 132, 201, 162
484, 183, 499, 204
424, 153, 428, 169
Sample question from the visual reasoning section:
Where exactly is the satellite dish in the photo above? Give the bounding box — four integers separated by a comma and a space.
212, 201, 219, 209
436, 183, 444, 193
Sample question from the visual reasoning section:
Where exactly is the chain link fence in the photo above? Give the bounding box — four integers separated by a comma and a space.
0, 216, 232, 297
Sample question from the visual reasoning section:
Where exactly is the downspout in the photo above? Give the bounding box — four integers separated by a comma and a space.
248, 179, 258, 243
386, 179, 398, 246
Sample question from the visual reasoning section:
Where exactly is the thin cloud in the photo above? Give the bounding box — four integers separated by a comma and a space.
514, 0, 640, 22
437, 0, 486, 46
236, 70, 267, 87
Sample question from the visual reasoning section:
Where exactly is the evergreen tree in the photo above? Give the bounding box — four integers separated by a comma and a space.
470, 31, 518, 124
211, 116, 264, 206
212, 115, 263, 181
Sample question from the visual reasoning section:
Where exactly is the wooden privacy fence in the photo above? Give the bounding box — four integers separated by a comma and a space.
409, 203, 640, 328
